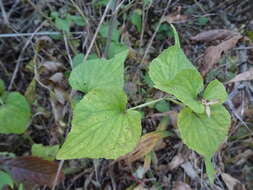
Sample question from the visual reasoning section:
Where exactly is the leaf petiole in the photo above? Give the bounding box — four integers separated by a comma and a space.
165, 96, 185, 106
128, 96, 184, 111
128, 98, 165, 111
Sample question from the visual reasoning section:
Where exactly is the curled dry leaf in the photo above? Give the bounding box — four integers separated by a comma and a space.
40, 61, 68, 123
123, 131, 170, 163
226, 68, 253, 84
50, 93, 67, 122
163, 6, 188, 23
180, 162, 198, 180
201, 34, 242, 76
221, 173, 246, 190
49, 72, 64, 84
168, 154, 185, 170
172, 181, 193, 190
1, 156, 64, 188
42, 61, 64, 73
190, 29, 239, 42
164, 13, 187, 24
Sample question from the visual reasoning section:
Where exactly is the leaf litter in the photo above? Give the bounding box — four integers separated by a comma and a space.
0, 0, 253, 189
192, 30, 243, 76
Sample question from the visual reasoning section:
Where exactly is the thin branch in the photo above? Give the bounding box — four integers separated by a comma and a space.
8, 21, 46, 90
70, 0, 88, 24
140, 0, 153, 47
52, 160, 64, 190
83, 0, 113, 62
133, 0, 172, 81
0, 31, 85, 38
104, 0, 120, 58
0, 0, 9, 25
63, 33, 73, 67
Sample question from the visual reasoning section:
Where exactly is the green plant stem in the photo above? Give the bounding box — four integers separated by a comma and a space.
165, 96, 185, 106
128, 96, 184, 111
128, 98, 165, 111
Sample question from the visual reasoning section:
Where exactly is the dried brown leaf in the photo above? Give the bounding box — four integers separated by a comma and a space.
42, 61, 63, 73
201, 34, 242, 76
50, 93, 67, 122
221, 173, 246, 190
163, 6, 188, 23
2, 156, 64, 188
190, 29, 239, 42
180, 162, 198, 180
49, 72, 64, 84
164, 14, 187, 23
226, 68, 253, 84
172, 181, 193, 190
168, 154, 185, 170
124, 131, 169, 163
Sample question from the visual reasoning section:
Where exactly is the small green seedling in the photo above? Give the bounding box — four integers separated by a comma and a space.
0, 171, 24, 190
57, 25, 231, 183
0, 171, 14, 189
50, 11, 85, 33
0, 79, 31, 134
99, 22, 128, 58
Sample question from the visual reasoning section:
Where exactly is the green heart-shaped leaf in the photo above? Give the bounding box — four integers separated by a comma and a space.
178, 105, 231, 181
0, 92, 31, 134
166, 69, 204, 113
149, 25, 195, 93
57, 89, 142, 159
69, 50, 128, 93
148, 26, 204, 112
203, 79, 228, 104
148, 45, 195, 92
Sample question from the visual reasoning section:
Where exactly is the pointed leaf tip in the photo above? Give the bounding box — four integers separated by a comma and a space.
170, 24, 180, 47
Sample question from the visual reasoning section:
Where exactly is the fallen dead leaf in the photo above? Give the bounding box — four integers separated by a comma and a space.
124, 130, 170, 163
221, 173, 246, 190
1, 156, 64, 188
40, 60, 68, 124
50, 93, 67, 122
163, 6, 188, 23
200, 34, 242, 76
42, 61, 64, 73
168, 154, 185, 170
190, 29, 239, 42
172, 181, 193, 190
164, 13, 187, 23
226, 68, 253, 84
180, 162, 198, 180
49, 72, 64, 84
